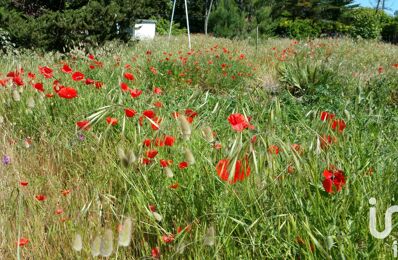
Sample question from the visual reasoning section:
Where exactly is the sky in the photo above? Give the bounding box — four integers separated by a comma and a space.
355, 0, 398, 15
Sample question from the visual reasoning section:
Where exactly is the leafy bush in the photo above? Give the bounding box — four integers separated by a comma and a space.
0, 27, 15, 53
381, 22, 398, 44
151, 17, 186, 36
343, 8, 391, 39
277, 19, 321, 39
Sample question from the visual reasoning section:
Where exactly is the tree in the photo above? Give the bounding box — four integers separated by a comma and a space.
208, 0, 245, 38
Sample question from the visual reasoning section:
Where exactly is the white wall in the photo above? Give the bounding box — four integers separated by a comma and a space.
134, 23, 156, 40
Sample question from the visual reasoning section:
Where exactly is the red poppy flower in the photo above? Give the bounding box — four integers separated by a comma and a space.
124, 108, 137, 118
150, 117, 161, 130
169, 183, 179, 189
320, 135, 337, 149
159, 159, 170, 167
61, 189, 71, 196
120, 82, 129, 92
320, 111, 335, 122
20, 181, 28, 186
39, 66, 53, 78
322, 169, 346, 193
164, 135, 175, 146
291, 144, 303, 155
12, 76, 24, 86
143, 110, 156, 119
154, 137, 164, 147
153, 87, 162, 94
378, 67, 383, 74
17, 237, 29, 247
28, 72, 35, 79
76, 120, 90, 130
35, 194, 47, 201
33, 82, 44, 92
88, 54, 95, 60
58, 87, 78, 99
185, 109, 198, 118
142, 158, 151, 165
268, 145, 279, 155
61, 64, 73, 74
162, 234, 174, 243
130, 89, 142, 98
331, 119, 346, 133
216, 158, 250, 184
213, 143, 222, 150
154, 101, 162, 108
146, 150, 158, 159
95, 81, 103, 89
178, 161, 188, 169
72, 71, 84, 81
228, 113, 252, 132
124, 72, 135, 81
106, 117, 118, 126
150, 66, 158, 75
151, 247, 160, 258
143, 139, 151, 147
85, 78, 94, 85
148, 204, 156, 212
55, 208, 63, 215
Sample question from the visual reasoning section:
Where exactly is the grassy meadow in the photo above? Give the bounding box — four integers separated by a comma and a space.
0, 35, 398, 259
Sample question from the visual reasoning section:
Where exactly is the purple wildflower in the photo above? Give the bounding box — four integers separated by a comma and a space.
2, 155, 11, 165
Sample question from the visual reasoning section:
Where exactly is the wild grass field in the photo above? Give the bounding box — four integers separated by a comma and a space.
0, 35, 398, 259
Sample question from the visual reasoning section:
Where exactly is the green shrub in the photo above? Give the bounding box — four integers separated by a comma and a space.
381, 22, 398, 44
0, 27, 15, 53
277, 19, 321, 39
343, 8, 391, 39
151, 17, 186, 36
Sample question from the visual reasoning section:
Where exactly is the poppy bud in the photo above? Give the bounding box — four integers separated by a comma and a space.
203, 226, 215, 246
72, 233, 83, 252
202, 126, 214, 142
152, 211, 163, 222
100, 229, 113, 257
91, 236, 101, 257
118, 217, 133, 247
12, 89, 21, 102
27, 96, 35, 108
178, 115, 191, 140
184, 148, 195, 165
164, 167, 174, 178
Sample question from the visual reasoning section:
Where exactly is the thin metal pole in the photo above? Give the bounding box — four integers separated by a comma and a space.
168, 0, 177, 41
184, 0, 191, 49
